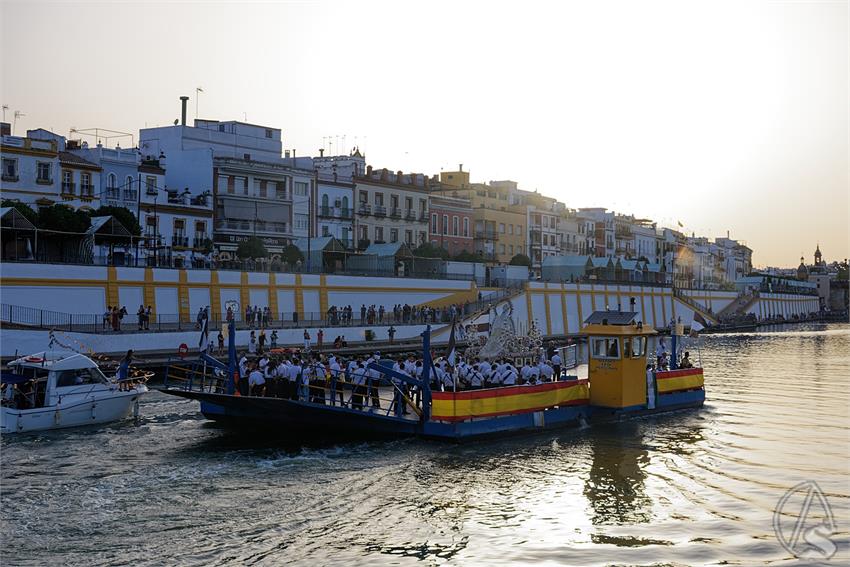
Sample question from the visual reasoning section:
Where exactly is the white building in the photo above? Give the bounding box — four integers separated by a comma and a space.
354, 167, 429, 250
312, 150, 365, 249
139, 101, 314, 261
68, 141, 214, 268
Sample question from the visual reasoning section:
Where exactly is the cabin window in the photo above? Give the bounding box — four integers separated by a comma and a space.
55, 368, 106, 387
591, 337, 620, 359
623, 337, 646, 358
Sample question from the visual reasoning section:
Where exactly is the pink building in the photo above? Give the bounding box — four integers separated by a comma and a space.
428, 193, 473, 256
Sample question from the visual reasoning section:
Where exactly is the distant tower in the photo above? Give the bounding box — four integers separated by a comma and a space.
797, 256, 809, 281
814, 244, 823, 267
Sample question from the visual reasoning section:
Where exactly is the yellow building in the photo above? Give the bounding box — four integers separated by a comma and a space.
439, 169, 527, 264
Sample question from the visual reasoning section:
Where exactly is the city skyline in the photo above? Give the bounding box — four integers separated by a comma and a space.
2, 0, 847, 267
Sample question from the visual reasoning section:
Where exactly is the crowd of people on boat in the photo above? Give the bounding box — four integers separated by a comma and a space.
232, 348, 574, 415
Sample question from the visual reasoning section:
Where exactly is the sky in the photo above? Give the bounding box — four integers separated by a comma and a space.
2, 0, 847, 267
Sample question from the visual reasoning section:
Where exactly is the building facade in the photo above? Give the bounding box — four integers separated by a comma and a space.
140, 114, 314, 261
353, 167, 429, 250
428, 192, 473, 256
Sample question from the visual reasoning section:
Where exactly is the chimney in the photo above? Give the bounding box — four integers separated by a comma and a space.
319, 148, 324, 157
459, 163, 463, 172
285, 150, 291, 158
179, 96, 189, 126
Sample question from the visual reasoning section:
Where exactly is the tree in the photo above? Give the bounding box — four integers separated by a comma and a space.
38, 204, 91, 234
414, 242, 450, 260
1, 200, 38, 226
236, 236, 267, 259
509, 253, 532, 267
89, 205, 141, 236
282, 243, 303, 265
453, 250, 480, 263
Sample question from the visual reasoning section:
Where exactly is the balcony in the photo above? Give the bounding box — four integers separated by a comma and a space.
419, 210, 429, 221
123, 189, 138, 202
172, 235, 189, 248
357, 238, 371, 250
2, 173, 18, 182
193, 236, 210, 249
80, 184, 95, 198
61, 182, 75, 196
340, 207, 352, 219
474, 231, 499, 241
374, 205, 387, 217
405, 209, 416, 220
390, 207, 402, 219
215, 219, 289, 234
104, 188, 121, 201
36, 176, 53, 185
318, 206, 333, 218
358, 203, 371, 215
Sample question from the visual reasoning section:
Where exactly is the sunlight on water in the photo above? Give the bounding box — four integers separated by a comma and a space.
2, 323, 848, 566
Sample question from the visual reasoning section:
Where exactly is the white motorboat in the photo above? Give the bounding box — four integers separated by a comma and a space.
1, 351, 149, 434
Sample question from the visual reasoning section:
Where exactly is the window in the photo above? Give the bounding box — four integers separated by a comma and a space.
294, 181, 308, 196
509, 245, 514, 254
431, 213, 438, 234
625, 337, 646, 358
107, 173, 117, 188
145, 175, 157, 195
405, 197, 413, 210
321, 194, 329, 208
81, 172, 92, 196
463, 218, 469, 237
36, 161, 51, 182
442, 215, 448, 235
390, 229, 398, 243
359, 225, 368, 240
375, 193, 384, 206
419, 198, 426, 211
452, 216, 459, 236
390, 195, 399, 208
195, 221, 206, 236
499, 223, 505, 234
174, 218, 185, 232
375, 226, 384, 242
591, 337, 620, 359
62, 170, 73, 193
508, 224, 513, 235
341, 196, 349, 211
499, 244, 506, 254
405, 230, 413, 244
218, 124, 225, 132
322, 225, 330, 237
265, 129, 273, 138
2, 158, 17, 180
294, 214, 309, 230
359, 191, 368, 203
517, 224, 523, 234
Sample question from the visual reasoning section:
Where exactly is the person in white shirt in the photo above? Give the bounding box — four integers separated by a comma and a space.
289, 360, 303, 401
440, 362, 455, 391
539, 361, 554, 382
248, 364, 266, 397
528, 363, 541, 385
551, 352, 562, 379
366, 357, 382, 409
351, 362, 367, 409
468, 365, 484, 389
328, 356, 344, 406
478, 359, 492, 380
501, 363, 518, 386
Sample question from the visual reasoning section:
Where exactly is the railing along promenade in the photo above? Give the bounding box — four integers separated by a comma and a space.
0, 287, 521, 335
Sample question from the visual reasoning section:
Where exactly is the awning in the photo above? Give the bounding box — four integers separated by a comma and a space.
221, 199, 290, 223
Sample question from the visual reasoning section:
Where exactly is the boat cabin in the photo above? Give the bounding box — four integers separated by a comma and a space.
580, 311, 656, 410
2, 352, 112, 410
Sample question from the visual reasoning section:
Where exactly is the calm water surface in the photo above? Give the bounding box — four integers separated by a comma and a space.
2, 323, 849, 566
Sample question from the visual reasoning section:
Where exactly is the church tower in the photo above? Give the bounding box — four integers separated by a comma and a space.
814, 244, 823, 267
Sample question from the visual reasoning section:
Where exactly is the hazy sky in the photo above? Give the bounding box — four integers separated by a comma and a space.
2, 0, 847, 267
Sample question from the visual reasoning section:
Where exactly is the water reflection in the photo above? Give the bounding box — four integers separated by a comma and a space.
584, 422, 651, 526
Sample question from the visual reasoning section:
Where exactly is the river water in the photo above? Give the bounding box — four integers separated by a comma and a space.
2, 323, 849, 566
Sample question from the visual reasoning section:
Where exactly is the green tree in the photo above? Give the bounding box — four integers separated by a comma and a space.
414, 242, 450, 260
236, 236, 267, 259
38, 204, 91, 234
453, 250, 480, 263
282, 243, 303, 264
1, 200, 39, 226
89, 205, 141, 236
509, 253, 532, 267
